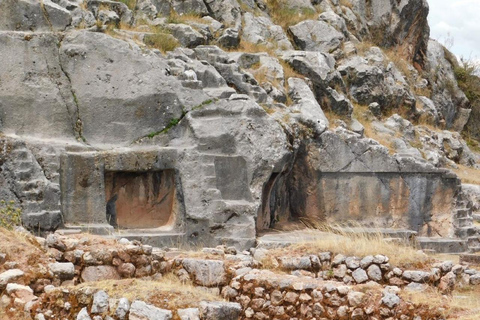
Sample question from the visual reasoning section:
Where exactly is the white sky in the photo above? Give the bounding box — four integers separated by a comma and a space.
428, 0, 480, 65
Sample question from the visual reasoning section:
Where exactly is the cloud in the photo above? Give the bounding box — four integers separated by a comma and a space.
428, 0, 480, 61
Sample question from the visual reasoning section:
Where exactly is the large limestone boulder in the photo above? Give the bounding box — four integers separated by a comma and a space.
0, 32, 77, 139
0, 0, 71, 31
242, 12, 293, 50
337, 47, 415, 111
349, 0, 430, 66
425, 40, 469, 129
58, 31, 208, 146
288, 20, 345, 53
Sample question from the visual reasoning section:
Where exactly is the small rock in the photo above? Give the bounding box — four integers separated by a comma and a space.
373, 255, 388, 264
345, 257, 360, 269
199, 301, 241, 320
178, 308, 200, 320
332, 254, 346, 266
91, 290, 109, 314
116, 297, 130, 319
360, 256, 374, 269
470, 274, 480, 285
49, 262, 75, 280
352, 268, 368, 284
438, 272, 456, 294
405, 282, 428, 292
81, 266, 120, 282
402, 270, 430, 283
0, 269, 24, 290
77, 307, 92, 320
381, 293, 400, 308
347, 292, 365, 307
367, 264, 382, 282
129, 300, 172, 320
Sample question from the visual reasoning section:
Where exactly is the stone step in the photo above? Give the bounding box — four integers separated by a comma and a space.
22, 189, 44, 201
111, 232, 187, 248
467, 236, 480, 247
454, 217, 473, 228
332, 227, 417, 241
10, 149, 29, 160
204, 176, 217, 187
469, 246, 480, 253
473, 213, 480, 222
417, 237, 468, 254
460, 254, 480, 265
202, 164, 216, 176
455, 227, 479, 238
17, 179, 45, 191
15, 168, 34, 180
455, 208, 471, 219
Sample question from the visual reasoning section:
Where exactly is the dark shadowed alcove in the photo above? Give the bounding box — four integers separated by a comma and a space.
104, 170, 176, 229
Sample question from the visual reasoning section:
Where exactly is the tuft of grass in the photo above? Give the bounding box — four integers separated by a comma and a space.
400, 285, 480, 320
65, 275, 223, 311
265, 0, 320, 30
144, 27, 180, 53
166, 11, 205, 24
339, 0, 353, 9
115, 0, 137, 10
351, 103, 398, 153
261, 225, 431, 269
452, 165, 480, 185
0, 200, 22, 230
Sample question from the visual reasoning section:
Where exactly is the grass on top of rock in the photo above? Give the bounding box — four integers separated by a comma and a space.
265, 0, 321, 30
144, 27, 180, 54
166, 11, 206, 24
114, 0, 137, 10
261, 224, 432, 269
63, 274, 223, 310
400, 285, 480, 320
452, 164, 480, 185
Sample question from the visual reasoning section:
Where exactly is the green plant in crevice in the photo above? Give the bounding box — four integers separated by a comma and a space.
0, 200, 22, 230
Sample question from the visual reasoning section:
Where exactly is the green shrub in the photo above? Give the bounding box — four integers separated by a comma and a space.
454, 58, 480, 102
0, 200, 22, 230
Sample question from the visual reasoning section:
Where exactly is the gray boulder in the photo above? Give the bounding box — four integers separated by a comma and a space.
167, 24, 206, 48
181, 259, 227, 286
199, 301, 242, 320
287, 78, 329, 136
0, 0, 71, 31
288, 20, 345, 53
242, 12, 293, 50
49, 262, 75, 280
425, 40, 469, 128
129, 300, 172, 320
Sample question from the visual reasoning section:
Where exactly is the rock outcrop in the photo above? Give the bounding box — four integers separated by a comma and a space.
0, 0, 478, 252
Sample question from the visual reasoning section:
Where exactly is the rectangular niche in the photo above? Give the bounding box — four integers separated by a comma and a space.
104, 170, 176, 229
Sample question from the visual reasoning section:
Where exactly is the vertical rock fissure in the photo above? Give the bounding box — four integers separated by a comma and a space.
56, 36, 86, 143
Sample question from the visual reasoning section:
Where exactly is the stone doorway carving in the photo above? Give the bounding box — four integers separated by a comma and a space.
104, 170, 176, 229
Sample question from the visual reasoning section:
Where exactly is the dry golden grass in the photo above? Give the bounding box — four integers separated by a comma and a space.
0, 228, 46, 271
235, 40, 277, 56
262, 226, 432, 269
265, 0, 320, 30
452, 165, 480, 185
400, 285, 480, 320
339, 0, 353, 9
384, 48, 413, 84
70, 275, 223, 310
167, 12, 206, 24
351, 103, 397, 153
